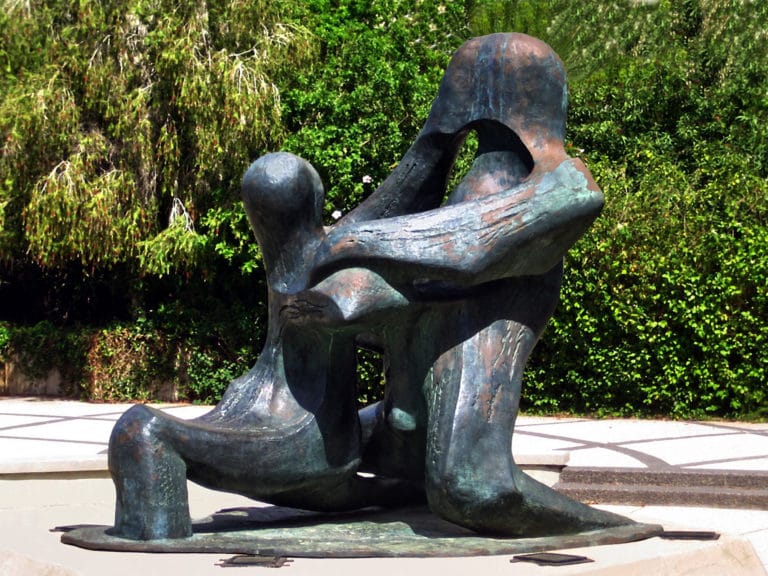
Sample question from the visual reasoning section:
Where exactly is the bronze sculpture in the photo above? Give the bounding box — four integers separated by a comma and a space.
105, 33, 639, 544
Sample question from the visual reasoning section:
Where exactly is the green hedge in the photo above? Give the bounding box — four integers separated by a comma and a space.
520, 0, 768, 418
1, 0, 766, 419
1, 289, 263, 403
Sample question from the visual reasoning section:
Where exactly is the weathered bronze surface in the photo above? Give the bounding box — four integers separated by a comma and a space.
69, 33, 640, 552
62, 506, 662, 557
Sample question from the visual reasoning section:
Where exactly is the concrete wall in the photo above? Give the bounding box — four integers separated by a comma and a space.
0, 357, 62, 396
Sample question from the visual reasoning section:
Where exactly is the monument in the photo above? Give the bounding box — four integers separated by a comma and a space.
62, 33, 662, 556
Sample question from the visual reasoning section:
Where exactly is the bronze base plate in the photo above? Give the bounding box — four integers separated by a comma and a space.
60, 505, 663, 558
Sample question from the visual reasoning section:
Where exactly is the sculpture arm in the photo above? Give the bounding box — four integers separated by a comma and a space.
279, 268, 411, 328
341, 134, 462, 224
313, 158, 603, 288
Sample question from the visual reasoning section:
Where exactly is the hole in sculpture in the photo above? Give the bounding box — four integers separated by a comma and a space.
356, 344, 384, 407
443, 121, 534, 206
444, 129, 479, 202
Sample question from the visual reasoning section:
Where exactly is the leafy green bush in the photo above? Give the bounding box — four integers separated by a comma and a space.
4, 321, 88, 395
86, 323, 178, 401
0, 0, 766, 420
0, 322, 10, 363
185, 347, 246, 405
281, 0, 468, 219
515, 0, 768, 418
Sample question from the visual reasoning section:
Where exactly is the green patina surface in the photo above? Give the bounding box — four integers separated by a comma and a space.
62, 506, 662, 557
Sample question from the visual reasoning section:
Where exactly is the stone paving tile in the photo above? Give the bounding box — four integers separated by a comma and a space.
513, 417, 768, 471
4, 418, 118, 443
0, 401, 125, 417
515, 416, 588, 426
0, 437, 107, 461
706, 421, 768, 432
0, 400, 212, 469
2, 399, 767, 474
631, 434, 768, 468
512, 432, 580, 455
0, 413, 57, 426
517, 419, 739, 445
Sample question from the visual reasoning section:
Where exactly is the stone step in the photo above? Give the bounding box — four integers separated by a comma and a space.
555, 467, 768, 509
560, 467, 768, 489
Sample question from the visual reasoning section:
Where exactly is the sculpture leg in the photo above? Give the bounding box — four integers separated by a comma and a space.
109, 405, 192, 540
426, 317, 634, 535
109, 402, 425, 541
425, 318, 525, 533
423, 271, 634, 536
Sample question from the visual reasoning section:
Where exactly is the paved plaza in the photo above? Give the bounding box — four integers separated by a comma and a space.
1, 397, 767, 575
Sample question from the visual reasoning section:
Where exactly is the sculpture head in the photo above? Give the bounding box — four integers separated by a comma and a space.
242, 152, 324, 246
242, 152, 325, 284
423, 33, 568, 156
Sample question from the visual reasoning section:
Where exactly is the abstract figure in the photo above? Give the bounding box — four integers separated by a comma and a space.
108, 33, 633, 541
109, 153, 421, 540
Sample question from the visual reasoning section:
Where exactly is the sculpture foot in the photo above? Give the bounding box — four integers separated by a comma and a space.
112, 503, 193, 541
428, 465, 633, 537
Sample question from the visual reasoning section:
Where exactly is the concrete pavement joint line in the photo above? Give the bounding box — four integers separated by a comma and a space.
0, 417, 86, 433
0, 404, 198, 438
516, 429, 673, 469
515, 417, 768, 437
518, 426, 768, 467
703, 423, 768, 438
0, 435, 107, 446
680, 454, 768, 468
0, 412, 125, 433
521, 427, 743, 447
0, 410, 127, 419
617, 430, 743, 445
515, 419, 591, 427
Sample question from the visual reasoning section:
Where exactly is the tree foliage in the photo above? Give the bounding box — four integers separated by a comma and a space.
281, 0, 467, 219
0, 0, 469, 401
470, 0, 768, 418
0, 0, 766, 418
0, 0, 316, 399
1, 0, 314, 274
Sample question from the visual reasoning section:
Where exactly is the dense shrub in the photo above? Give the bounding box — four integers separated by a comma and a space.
1, 291, 263, 402
0, 0, 766, 418
506, 0, 768, 418
4, 321, 89, 395
280, 0, 467, 218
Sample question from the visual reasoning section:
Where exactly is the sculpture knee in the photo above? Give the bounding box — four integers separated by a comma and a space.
109, 404, 163, 465
109, 404, 189, 484
109, 405, 191, 540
